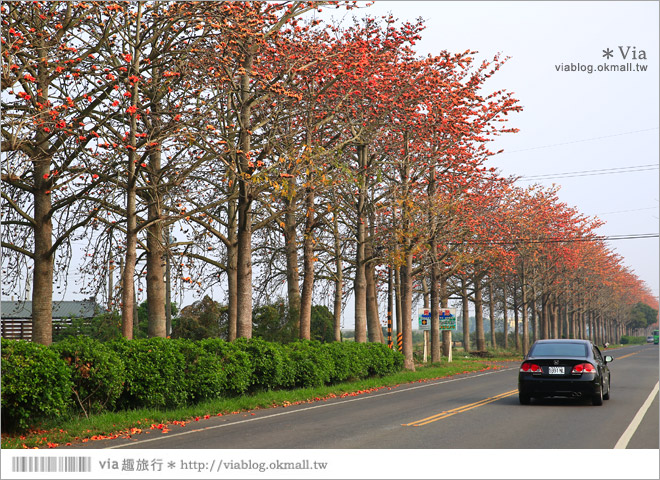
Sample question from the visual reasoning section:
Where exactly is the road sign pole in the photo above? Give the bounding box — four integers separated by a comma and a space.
423, 330, 428, 363
438, 308, 457, 363
448, 330, 453, 363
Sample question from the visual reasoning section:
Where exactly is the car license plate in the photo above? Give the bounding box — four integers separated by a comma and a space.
549, 366, 564, 375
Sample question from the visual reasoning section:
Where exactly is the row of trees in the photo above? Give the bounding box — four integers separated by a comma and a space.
2, 2, 657, 370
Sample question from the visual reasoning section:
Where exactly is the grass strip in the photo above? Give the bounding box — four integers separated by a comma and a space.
1, 357, 513, 449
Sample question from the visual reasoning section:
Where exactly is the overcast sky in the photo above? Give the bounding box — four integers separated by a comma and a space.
356, 0, 659, 304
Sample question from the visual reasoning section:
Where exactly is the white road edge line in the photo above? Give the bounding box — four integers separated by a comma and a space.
614, 381, 659, 449
107, 366, 517, 449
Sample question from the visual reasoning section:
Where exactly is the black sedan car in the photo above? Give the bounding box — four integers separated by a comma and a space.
518, 339, 612, 405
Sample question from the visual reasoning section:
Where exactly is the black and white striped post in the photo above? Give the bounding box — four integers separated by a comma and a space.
387, 266, 393, 349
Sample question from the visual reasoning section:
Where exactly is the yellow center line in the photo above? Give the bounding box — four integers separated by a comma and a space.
402, 389, 518, 427
616, 351, 640, 360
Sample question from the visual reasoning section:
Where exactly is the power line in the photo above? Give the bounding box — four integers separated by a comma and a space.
596, 206, 658, 216
498, 128, 659, 155
519, 163, 659, 181
450, 233, 659, 246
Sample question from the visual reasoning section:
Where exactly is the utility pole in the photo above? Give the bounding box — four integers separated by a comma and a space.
165, 227, 172, 336
107, 234, 114, 310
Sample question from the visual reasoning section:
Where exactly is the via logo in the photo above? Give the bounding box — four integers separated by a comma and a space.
603, 46, 647, 60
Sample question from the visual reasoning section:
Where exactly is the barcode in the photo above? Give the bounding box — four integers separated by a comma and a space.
12, 456, 92, 473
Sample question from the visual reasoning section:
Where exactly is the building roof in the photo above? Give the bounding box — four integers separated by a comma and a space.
0, 299, 101, 319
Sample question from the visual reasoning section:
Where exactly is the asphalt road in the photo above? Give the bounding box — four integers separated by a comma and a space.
70, 344, 659, 450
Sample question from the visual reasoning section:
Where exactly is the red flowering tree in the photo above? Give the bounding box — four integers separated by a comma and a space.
1, 2, 122, 345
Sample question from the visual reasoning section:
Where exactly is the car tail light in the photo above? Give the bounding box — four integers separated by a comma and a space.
520, 362, 542, 374
571, 363, 596, 374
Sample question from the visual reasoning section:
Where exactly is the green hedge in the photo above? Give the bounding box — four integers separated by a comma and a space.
51, 336, 125, 416
198, 338, 254, 396
1, 339, 73, 430
620, 335, 646, 345
0, 337, 404, 432
108, 337, 189, 410
286, 340, 334, 388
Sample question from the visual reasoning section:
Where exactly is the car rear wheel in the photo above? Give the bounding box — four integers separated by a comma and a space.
592, 383, 603, 406
519, 393, 531, 405
603, 376, 610, 400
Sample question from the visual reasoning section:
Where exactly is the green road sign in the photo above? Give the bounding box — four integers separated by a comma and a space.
439, 308, 457, 330
418, 308, 456, 330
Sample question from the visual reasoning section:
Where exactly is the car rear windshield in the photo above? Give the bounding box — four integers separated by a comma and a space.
530, 343, 587, 357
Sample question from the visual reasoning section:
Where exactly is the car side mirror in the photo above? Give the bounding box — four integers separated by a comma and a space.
604, 355, 613, 363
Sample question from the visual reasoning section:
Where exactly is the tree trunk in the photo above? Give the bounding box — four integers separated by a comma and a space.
332, 213, 343, 342
236, 47, 254, 339
540, 293, 548, 340
513, 281, 520, 350
121, 24, 142, 340
461, 277, 470, 353
236, 191, 253, 339
571, 302, 577, 339
29, 42, 56, 345
474, 277, 486, 352
440, 277, 451, 359
366, 261, 384, 343
146, 211, 166, 337
430, 250, 441, 362
227, 198, 238, 341
365, 214, 383, 343
502, 282, 509, 349
146, 149, 166, 338
121, 182, 137, 340
299, 186, 315, 340
400, 253, 415, 371
32, 160, 54, 345
521, 267, 529, 355
283, 185, 301, 334
531, 285, 538, 343
489, 280, 496, 349
353, 144, 368, 343
121, 3, 142, 340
